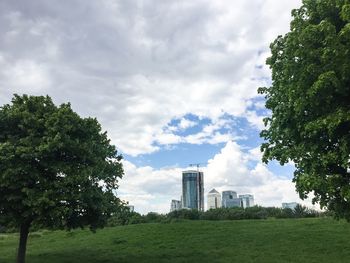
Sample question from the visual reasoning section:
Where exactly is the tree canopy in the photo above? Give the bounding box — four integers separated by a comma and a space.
0, 94, 124, 263
259, 0, 350, 219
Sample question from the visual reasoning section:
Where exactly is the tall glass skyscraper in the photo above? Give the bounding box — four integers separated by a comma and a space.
182, 170, 204, 211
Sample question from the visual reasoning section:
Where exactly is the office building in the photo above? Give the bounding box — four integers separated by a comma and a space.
207, 189, 221, 209
182, 170, 204, 211
239, 194, 254, 208
126, 205, 134, 212
170, 199, 182, 212
222, 190, 241, 208
282, 202, 298, 210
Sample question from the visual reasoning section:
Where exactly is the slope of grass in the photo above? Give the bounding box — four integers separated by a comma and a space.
1, 218, 350, 263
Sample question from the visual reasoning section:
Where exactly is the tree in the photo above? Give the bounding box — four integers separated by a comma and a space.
293, 204, 307, 218
0, 94, 124, 263
259, 0, 350, 219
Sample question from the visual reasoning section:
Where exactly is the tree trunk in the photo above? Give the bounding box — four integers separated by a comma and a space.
16, 221, 31, 263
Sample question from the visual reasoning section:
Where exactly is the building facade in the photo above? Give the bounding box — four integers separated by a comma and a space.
222, 190, 241, 208
126, 205, 134, 212
182, 170, 204, 211
170, 199, 182, 212
282, 202, 298, 210
207, 189, 221, 210
239, 194, 254, 208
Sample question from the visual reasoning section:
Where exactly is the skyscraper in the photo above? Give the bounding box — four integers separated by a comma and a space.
207, 189, 221, 209
222, 190, 241, 208
182, 170, 204, 211
282, 202, 298, 210
170, 199, 182, 212
126, 205, 134, 212
239, 194, 254, 208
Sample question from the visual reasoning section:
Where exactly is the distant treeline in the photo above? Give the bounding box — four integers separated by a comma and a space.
106, 205, 330, 227
0, 205, 330, 233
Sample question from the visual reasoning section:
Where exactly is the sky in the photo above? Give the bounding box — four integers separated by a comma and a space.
0, 0, 318, 214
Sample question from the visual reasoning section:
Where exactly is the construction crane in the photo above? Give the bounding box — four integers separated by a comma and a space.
189, 163, 207, 171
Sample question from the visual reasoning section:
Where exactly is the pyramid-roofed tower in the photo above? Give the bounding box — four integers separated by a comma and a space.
208, 188, 219, 194
207, 188, 221, 210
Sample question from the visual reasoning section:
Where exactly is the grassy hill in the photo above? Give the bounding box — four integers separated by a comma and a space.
1, 218, 350, 263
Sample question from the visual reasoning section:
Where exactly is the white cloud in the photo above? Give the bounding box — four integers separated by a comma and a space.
156, 132, 182, 145
155, 115, 248, 147
205, 142, 315, 208
247, 146, 263, 162
0, 57, 51, 93
0, 0, 302, 155
178, 117, 197, 130
118, 160, 183, 214
181, 119, 236, 145
205, 141, 267, 189
245, 110, 265, 130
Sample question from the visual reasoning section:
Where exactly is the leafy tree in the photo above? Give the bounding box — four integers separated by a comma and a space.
265, 207, 284, 218
293, 204, 307, 218
107, 203, 134, 226
0, 95, 124, 263
245, 206, 268, 219
128, 212, 146, 224
167, 209, 201, 220
259, 0, 350, 219
144, 212, 166, 223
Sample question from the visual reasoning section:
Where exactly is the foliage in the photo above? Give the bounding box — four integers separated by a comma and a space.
101, 205, 326, 228
244, 206, 269, 219
198, 207, 267, 220
167, 209, 201, 220
293, 204, 308, 218
258, 0, 350, 219
108, 211, 169, 226
169, 207, 285, 221
264, 207, 284, 218
128, 212, 147, 224
107, 205, 135, 226
144, 212, 166, 223
275, 208, 295, 219
0, 95, 123, 262
1, 218, 350, 263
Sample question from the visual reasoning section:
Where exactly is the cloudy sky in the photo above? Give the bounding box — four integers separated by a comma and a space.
0, 0, 316, 214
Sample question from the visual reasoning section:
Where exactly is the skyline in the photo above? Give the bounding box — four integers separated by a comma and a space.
0, 0, 317, 214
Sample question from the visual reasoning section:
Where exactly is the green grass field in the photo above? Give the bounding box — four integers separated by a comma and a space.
1, 218, 350, 263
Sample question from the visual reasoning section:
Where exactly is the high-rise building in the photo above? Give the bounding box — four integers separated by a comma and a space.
222, 190, 241, 208
239, 194, 254, 208
170, 199, 182, 212
282, 202, 298, 210
207, 189, 221, 210
182, 170, 204, 211
126, 205, 134, 212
